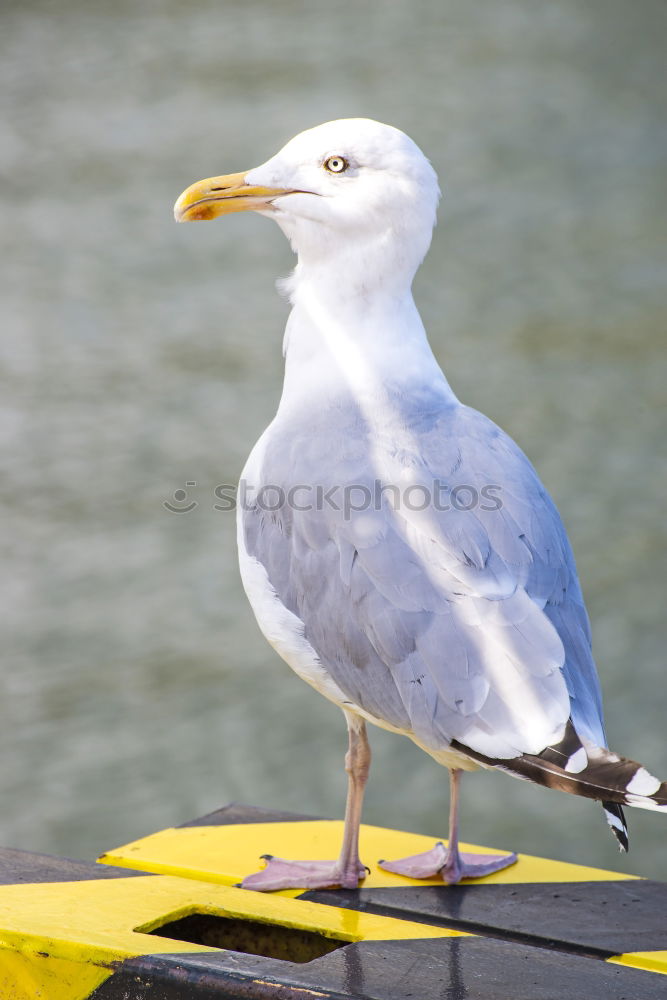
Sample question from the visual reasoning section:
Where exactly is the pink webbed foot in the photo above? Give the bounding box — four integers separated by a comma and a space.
378, 842, 518, 886
240, 855, 369, 892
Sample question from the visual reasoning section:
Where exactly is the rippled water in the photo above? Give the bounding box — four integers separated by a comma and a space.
1, 0, 666, 878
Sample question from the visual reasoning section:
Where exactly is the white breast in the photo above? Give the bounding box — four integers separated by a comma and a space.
236, 433, 353, 708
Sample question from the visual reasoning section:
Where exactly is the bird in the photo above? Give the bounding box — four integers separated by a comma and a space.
174, 118, 667, 891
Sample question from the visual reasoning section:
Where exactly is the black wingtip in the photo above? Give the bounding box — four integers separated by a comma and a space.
603, 801, 629, 852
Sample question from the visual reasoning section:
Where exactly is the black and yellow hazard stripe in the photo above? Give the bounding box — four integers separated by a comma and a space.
100, 805, 667, 986
2, 806, 667, 998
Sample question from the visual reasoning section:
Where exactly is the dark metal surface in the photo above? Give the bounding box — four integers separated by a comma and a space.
303, 880, 667, 956
0, 846, 150, 886
89, 939, 667, 1000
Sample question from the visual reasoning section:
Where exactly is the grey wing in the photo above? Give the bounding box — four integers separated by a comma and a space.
242, 403, 606, 761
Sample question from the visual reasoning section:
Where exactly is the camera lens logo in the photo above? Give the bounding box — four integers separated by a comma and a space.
163, 482, 198, 513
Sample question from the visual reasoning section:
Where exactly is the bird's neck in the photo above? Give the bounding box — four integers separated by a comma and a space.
277, 272, 456, 414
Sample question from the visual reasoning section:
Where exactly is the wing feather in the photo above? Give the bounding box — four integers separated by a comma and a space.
241, 399, 602, 761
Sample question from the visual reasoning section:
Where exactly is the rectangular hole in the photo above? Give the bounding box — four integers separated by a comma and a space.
146, 912, 348, 964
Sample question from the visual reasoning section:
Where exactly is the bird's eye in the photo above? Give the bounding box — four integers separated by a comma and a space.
323, 155, 349, 174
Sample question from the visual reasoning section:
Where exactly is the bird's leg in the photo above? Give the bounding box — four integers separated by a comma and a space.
336, 712, 371, 881
378, 769, 518, 885
241, 711, 370, 891
439, 768, 518, 883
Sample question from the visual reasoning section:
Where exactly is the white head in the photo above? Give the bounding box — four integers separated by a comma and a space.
175, 118, 440, 295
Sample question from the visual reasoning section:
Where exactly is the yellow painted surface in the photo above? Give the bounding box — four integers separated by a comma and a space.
0, 876, 218, 967
100, 819, 638, 889
0, 871, 464, 974
0, 951, 112, 1000
608, 951, 667, 977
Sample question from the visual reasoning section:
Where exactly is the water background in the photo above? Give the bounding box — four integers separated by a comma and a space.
1, 0, 666, 878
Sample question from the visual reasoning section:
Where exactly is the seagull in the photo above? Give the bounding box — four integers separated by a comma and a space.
174, 118, 666, 890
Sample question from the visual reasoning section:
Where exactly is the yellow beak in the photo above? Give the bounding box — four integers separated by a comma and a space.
174, 170, 293, 222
